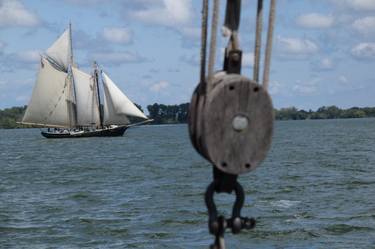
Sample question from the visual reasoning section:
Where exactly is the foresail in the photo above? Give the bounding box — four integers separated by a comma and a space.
103, 84, 130, 125
46, 28, 71, 72
101, 72, 148, 121
22, 57, 70, 127
72, 67, 100, 127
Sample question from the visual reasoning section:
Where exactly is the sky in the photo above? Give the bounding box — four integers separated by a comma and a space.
0, 0, 375, 111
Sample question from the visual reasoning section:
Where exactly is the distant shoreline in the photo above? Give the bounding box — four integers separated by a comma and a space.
1, 105, 375, 129
1, 118, 374, 131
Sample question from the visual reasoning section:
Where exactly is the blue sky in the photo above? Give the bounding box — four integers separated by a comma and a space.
0, 0, 375, 111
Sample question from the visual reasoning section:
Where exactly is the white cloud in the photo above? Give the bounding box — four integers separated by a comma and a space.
16, 50, 41, 63
351, 42, 375, 59
314, 57, 334, 70
348, 0, 375, 11
330, 0, 375, 11
242, 52, 254, 67
296, 13, 334, 29
0, 0, 40, 27
0, 50, 41, 72
277, 36, 319, 57
90, 51, 146, 65
338, 75, 349, 84
320, 58, 333, 69
125, 0, 198, 43
293, 84, 317, 95
131, 0, 192, 27
150, 80, 169, 92
102, 27, 132, 44
352, 16, 375, 35
293, 78, 320, 95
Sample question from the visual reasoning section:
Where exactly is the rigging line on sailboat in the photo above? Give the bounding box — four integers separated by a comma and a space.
45, 55, 68, 73
189, 0, 277, 248
223, 0, 241, 51
262, 0, 276, 90
200, 0, 209, 86
253, 0, 263, 83
207, 0, 220, 83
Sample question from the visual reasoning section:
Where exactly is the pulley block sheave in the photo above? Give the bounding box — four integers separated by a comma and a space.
189, 73, 273, 175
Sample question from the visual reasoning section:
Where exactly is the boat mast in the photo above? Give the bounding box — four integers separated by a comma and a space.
69, 22, 74, 66
93, 61, 104, 128
68, 22, 78, 128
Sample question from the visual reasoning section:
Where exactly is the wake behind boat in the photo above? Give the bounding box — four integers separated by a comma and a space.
20, 24, 151, 138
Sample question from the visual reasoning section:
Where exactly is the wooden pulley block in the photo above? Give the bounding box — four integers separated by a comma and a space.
188, 82, 209, 160
189, 72, 274, 175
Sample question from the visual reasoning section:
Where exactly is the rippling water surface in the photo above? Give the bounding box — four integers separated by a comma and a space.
1, 119, 375, 248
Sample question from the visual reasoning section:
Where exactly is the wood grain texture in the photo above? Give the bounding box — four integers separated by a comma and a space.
203, 74, 274, 175
188, 83, 209, 160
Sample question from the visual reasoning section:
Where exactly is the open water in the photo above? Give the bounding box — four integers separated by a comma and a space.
0, 119, 375, 249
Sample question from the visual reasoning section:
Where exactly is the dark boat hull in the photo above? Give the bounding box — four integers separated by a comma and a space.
41, 126, 128, 139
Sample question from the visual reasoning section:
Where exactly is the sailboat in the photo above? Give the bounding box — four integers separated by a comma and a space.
20, 24, 151, 138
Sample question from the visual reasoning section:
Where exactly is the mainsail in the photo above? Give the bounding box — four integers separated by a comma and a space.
22, 57, 71, 128
72, 67, 100, 127
45, 28, 72, 72
102, 72, 148, 125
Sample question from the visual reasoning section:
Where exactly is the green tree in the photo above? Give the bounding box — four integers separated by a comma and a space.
147, 103, 189, 124
0, 106, 27, 128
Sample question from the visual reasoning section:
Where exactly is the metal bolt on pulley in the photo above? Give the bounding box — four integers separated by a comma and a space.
188, 0, 277, 248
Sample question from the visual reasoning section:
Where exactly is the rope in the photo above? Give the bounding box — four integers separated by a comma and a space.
226, 31, 240, 53
253, 0, 263, 83
224, 0, 241, 31
207, 0, 220, 84
200, 0, 209, 85
262, 0, 276, 90
196, 1, 277, 248
223, 0, 241, 52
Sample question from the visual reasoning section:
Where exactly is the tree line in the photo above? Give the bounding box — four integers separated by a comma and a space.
147, 103, 189, 124
1, 104, 375, 128
0, 106, 28, 129
274, 106, 375, 120
146, 104, 375, 124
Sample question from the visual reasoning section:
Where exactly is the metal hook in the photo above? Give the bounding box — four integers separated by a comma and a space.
205, 167, 256, 248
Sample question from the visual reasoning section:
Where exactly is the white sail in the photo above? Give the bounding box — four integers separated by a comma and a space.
46, 28, 71, 71
71, 67, 100, 127
102, 72, 147, 125
103, 85, 130, 125
22, 57, 70, 127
